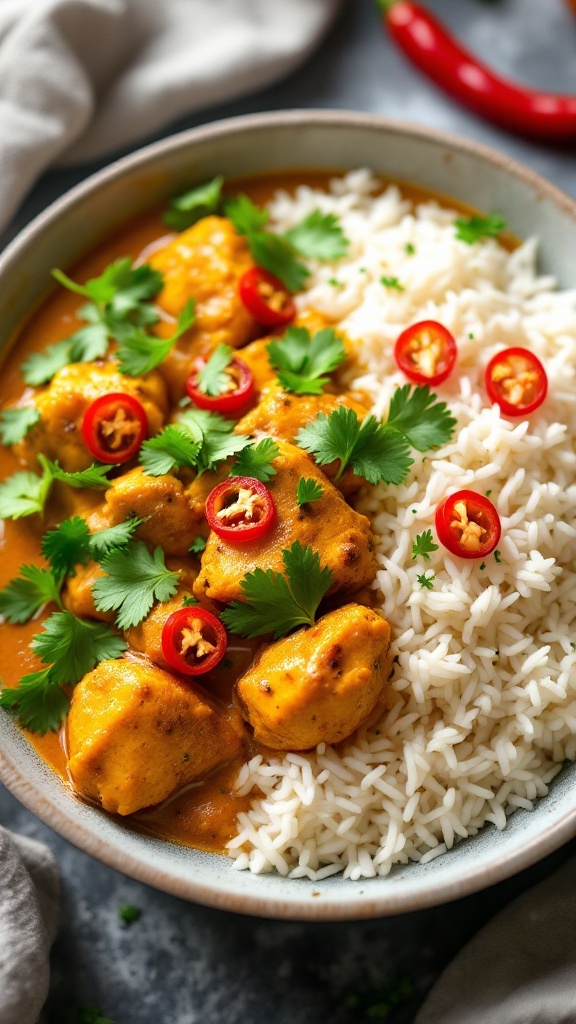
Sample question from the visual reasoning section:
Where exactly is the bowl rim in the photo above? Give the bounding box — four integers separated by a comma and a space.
1, 108, 576, 920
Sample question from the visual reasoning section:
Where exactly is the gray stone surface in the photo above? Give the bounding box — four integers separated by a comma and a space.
1, 0, 576, 1020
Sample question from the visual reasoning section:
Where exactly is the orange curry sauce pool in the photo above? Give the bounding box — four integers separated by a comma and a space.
0, 173, 495, 855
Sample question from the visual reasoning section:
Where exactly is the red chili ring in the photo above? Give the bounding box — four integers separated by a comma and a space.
205, 476, 275, 543
161, 606, 227, 676
81, 392, 148, 464
484, 346, 548, 418
186, 355, 255, 414
435, 490, 501, 560
395, 320, 457, 386
239, 266, 296, 327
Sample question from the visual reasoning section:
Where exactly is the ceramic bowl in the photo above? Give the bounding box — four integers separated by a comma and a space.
1, 111, 575, 920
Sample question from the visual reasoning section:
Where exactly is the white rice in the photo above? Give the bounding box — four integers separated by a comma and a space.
227, 170, 576, 880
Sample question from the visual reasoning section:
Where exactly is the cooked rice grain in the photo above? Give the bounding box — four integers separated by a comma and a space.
228, 171, 576, 880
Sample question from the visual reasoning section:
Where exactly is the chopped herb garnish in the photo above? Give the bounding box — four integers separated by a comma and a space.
182, 594, 200, 607
486, 489, 492, 497
380, 276, 404, 291
267, 326, 346, 395
189, 537, 207, 555
92, 541, 180, 629
405, 242, 416, 255
195, 343, 234, 396
417, 572, 435, 590
454, 213, 506, 245
0, 566, 62, 624
479, 562, 486, 570
469, 332, 475, 340
116, 298, 195, 376
0, 406, 40, 446
494, 549, 502, 563
164, 175, 224, 231
328, 278, 343, 288
411, 530, 439, 561
296, 477, 324, 507
386, 384, 456, 452
297, 405, 413, 486
0, 456, 114, 521
285, 210, 349, 260
118, 903, 141, 926
221, 542, 332, 639
139, 423, 202, 477
41, 515, 142, 577
232, 437, 279, 482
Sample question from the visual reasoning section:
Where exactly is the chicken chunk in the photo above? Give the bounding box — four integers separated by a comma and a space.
86, 467, 206, 557
16, 362, 168, 472
236, 604, 391, 749
149, 216, 259, 399
67, 659, 244, 815
194, 440, 376, 605
62, 560, 113, 622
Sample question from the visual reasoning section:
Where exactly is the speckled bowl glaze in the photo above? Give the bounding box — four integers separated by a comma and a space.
1, 111, 575, 920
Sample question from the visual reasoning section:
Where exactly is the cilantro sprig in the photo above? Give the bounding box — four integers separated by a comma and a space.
296, 385, 456, 488
454, 213, 506, 245
0, 406, 40, 446
412, 530, 439, 560
0, 566, 62, 624
296, 478, 324, 506
115, 299, 195, 376
41, 515, 142, 577
284, 210, 349, 260
231, 438, 279, 482
139, 410, 250, 477
195, 344, 234, 396
0, 611, 126, 734
0, 456, 115, 521
164, 175, 224, 231
267, 326, 346, 395
92, 541, 180, 629
221, 542, 332, 639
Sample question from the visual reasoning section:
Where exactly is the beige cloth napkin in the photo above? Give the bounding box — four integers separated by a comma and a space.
0, 0, 340, 233
0, 826, 60, 1024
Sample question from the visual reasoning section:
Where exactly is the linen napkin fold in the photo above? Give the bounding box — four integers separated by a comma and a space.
0, 0, 340, 234
414, 856, 576, 1024
0, 826, 60, 1024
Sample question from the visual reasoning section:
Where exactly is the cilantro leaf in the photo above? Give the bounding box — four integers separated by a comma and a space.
41, 456, 116, 490
231, 438, 279, 482
296, 406, 413, 486
118, 903, 141, 926
87, 518, 143, 559
0, 566, 62, 623
248, 231, 309, 293
412, 530, 439, 561
225, 194, 269, 236
139, 423, 202, 477
189, 537, 207, 554
386, 385, 456, 452
0, 669, 69, 735
116, 298, 195, 376
221, 542, 332, 639
176, 408, 233, 436
41, 517, 91, 577
195, 344, 234, 396
454, 213, 506, 245
196, 430, 251, 474
53, 260, 162, 315
267, 326, 346, 395
0, 406, 40, 446
380, 276, 404, 291
164, 175, 224, 231
417, 572, 435, 590
31, 611, 126, 685
92, 541, 179, 629
296, 477, 324, 506
21, 341, 76, 387
0, 469, 53, 519
285, 211, 349, 260
182, 594, 200, 606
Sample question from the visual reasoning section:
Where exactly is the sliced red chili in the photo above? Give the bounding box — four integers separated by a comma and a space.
239, 266, 296, 327
205, 476, 275, 543
161, 606, 227, 676
81, 393, 148, 463
435, 490, 501, 560
186, 355, 255, 414
395, 320, 457, 386
485, 347, 547, 418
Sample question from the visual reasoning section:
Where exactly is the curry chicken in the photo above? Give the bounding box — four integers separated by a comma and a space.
0, 174, 401, 854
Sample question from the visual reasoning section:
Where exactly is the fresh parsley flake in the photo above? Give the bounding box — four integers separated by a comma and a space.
0, 406, 40, 446
164, 175, 224, 230
296, 477, 324, 506
405, 243, 416, 255
267, 326, 346, 396
189, 537, 207, 555
93, 541, 180, 629
417, 572, 435, 590
285, 210, 349, 260
221, 542, 332, 639
118, 903, 141, 925
486, 489, 492, 497
412, 530, 439, 561
182, 594, 200, 607
195, 344, 234, 396
0, 566, 62, 623
116, 298, 195, 376
232, 438, 279, 482
386, 385, 456, 452
380, 276, 404, 291
296, 406, 413, 486
454, 213, 506, 245
494, 549, 502, 563
480, 562, 486, 571
328, 278, 343, 288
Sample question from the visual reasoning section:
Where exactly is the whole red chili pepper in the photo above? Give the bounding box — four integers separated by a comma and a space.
377, 0, 576, 140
